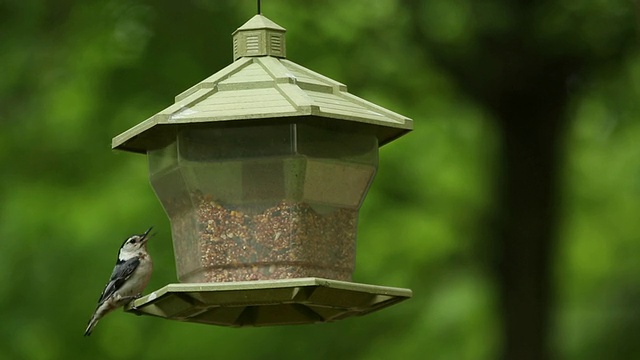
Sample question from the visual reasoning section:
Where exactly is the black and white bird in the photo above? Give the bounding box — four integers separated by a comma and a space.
84, 227, 154, 336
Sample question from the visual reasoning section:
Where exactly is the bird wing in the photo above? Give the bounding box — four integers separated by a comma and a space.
96, 257, 140, 305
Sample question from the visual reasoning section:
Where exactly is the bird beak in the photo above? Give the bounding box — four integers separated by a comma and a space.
141, 226, 154, 243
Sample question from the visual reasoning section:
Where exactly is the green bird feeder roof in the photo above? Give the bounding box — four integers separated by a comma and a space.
112, 14, 413, 153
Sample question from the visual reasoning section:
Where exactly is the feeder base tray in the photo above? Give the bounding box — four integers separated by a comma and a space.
124, 277, 412, 327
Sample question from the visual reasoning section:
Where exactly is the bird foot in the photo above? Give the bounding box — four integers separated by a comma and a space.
121, 294, 140, 303
130, 293, 143, 314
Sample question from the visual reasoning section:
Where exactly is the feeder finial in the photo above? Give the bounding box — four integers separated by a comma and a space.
232, 12, 286, 60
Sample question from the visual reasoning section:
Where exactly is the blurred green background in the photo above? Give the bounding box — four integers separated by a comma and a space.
1, 0, 638, 359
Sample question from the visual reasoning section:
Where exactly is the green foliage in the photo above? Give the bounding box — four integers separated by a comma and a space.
0, 0, 638, 359
555, 53, 640, 359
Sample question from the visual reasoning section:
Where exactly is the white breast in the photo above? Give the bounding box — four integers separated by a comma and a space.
115, 253, 153, 299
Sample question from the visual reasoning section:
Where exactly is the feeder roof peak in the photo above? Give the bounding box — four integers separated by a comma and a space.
233, 14, 286, 33
232, 14, 287, 60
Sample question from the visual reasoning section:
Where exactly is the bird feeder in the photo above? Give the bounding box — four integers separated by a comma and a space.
114, 13, 413, 327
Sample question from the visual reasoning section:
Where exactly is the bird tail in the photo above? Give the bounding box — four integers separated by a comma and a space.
84, 314, 100, 336
84, 299, 118, 336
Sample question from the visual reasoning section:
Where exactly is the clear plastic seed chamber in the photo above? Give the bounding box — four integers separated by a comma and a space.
149, 124, 378, 283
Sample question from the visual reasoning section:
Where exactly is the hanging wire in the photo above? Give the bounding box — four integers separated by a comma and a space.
257, 0, 262, 14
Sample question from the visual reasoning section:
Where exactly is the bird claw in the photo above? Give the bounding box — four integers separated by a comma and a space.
130, 293, 144, 314
131, 304, 142, 314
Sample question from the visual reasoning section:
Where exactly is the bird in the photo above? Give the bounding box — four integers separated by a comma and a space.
84, 227, 154, 336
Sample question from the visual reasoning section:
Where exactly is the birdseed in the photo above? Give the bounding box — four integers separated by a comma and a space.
169, 193, 357, 283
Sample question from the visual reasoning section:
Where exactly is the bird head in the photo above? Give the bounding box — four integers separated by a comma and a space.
119, 227, 154, 255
